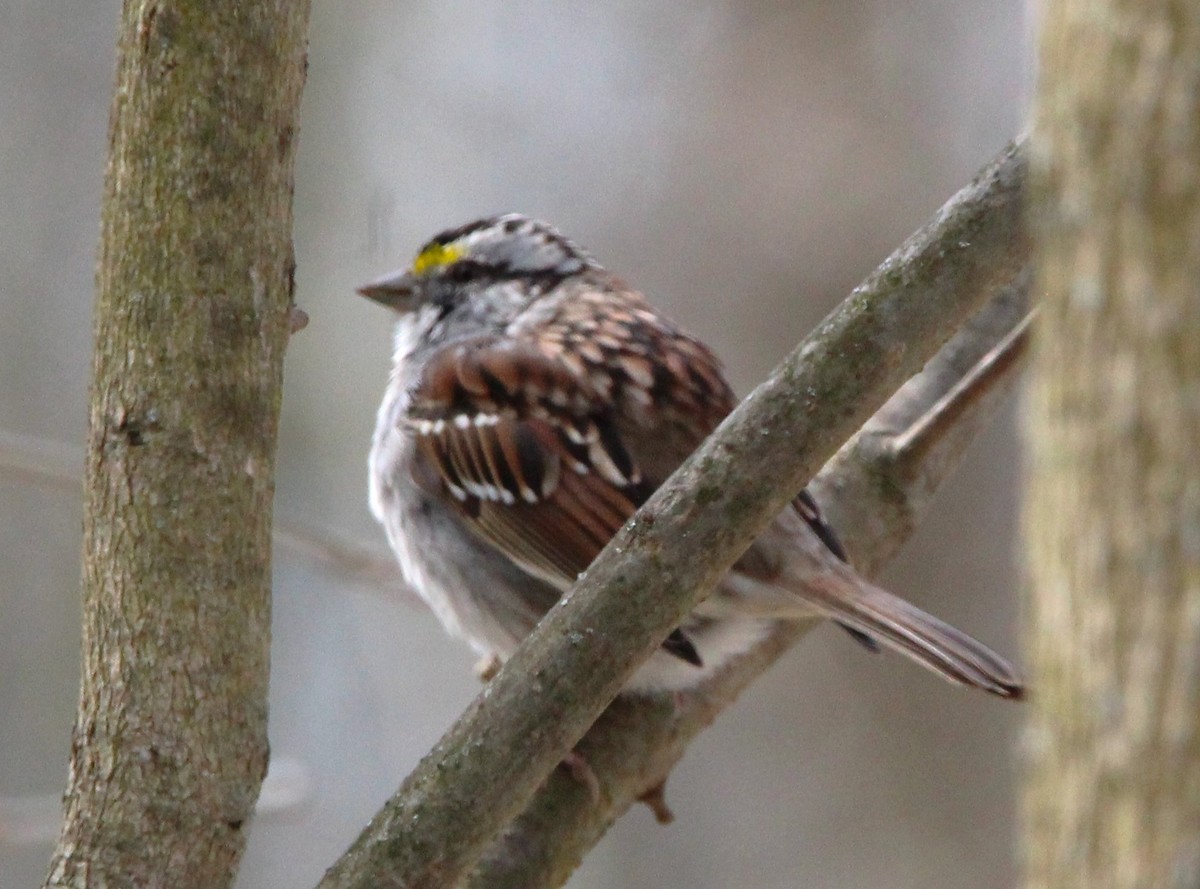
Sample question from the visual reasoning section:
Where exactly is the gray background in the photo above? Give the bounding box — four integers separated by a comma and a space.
1, 3, 1030, 887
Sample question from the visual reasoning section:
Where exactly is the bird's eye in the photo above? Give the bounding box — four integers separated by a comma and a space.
443, 259, 493, 283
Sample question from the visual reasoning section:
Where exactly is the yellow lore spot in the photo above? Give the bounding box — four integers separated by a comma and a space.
412, 242, 464, 274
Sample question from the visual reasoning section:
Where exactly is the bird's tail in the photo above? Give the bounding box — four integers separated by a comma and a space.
789, 570, 1024, 700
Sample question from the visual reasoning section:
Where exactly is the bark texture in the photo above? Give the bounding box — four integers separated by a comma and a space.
44, 3, 310, 888
1025, 2, 1200, 887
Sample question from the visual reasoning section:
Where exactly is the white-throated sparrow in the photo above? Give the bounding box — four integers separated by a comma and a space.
361, 214, 1022, 698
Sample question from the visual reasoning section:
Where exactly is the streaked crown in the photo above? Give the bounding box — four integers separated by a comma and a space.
358, 214, 599, 313
412, 214, 597, 282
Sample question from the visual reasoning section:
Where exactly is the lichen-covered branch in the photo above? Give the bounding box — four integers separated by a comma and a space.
316, 141, 1029, 889
43, 4, 311, 888
465, 290, 1033, 889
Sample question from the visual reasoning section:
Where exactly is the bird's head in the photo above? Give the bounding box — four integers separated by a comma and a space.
357, 214, 597, 317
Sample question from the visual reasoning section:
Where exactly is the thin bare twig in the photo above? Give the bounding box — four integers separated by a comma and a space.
0, 430, 81, 494
0, 430, 400, 591
887, 307, 1035, 469
819, 274, 1033, 571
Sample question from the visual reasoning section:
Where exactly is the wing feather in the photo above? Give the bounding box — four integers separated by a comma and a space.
408, 334, 650, 589
400, 295, 746, 664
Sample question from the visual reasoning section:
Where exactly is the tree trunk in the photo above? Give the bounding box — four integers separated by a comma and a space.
1025, 2, 1200, 887
43, 4, 310, 888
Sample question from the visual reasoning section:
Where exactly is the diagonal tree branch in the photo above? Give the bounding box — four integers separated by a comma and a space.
315, 140, 1029, 889
824, 274, 1033, 569
467, 286, 1033, 889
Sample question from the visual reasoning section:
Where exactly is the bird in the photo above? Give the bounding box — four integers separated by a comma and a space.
360, 213, 1023, 698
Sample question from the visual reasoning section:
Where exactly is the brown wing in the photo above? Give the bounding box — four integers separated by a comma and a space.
405, 288, 735, 595
408, 338, 631, 589
407, 288, 874, 663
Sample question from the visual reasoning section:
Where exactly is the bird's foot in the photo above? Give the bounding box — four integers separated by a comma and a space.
638, 778, 674, 825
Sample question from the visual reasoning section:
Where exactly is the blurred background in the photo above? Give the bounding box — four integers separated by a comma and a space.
0, 2, 1031, 887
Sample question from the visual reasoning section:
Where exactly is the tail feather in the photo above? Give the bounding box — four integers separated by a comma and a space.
800, 572, 1024, 700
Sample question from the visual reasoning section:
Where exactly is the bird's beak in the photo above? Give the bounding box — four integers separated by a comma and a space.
356, 268, 418, 310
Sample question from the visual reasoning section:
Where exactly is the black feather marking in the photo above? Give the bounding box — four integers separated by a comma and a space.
594, 416, 637, 484
795, 488, 848, 562
511, 424, 548, 498
426, 216, 498, 248
663, 629, 703, 666
480, 424, 521, 500
839, 624, 881, 652
793, 489, 879, 651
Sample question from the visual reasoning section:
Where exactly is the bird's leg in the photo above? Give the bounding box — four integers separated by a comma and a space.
473, 653, 502, 682
637, 778, 675, 825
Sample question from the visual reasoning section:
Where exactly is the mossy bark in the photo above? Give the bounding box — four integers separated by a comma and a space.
43, 4, 311, 888
1025, 2, 1200, 887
